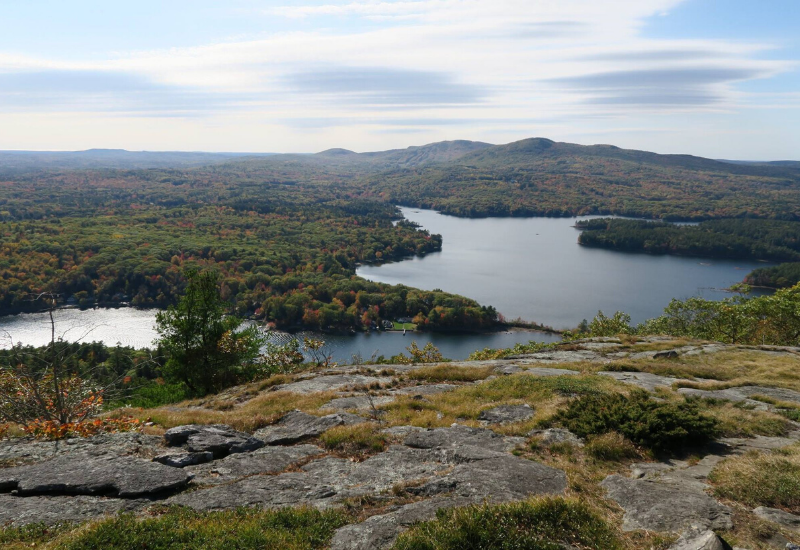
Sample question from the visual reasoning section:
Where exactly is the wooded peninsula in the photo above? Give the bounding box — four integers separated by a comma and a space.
3, 137, 800, 329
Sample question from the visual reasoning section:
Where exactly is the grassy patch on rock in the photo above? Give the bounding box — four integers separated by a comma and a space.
125, 390, 337, 432
320, 423, 388, 457
657, 350, 800, 392
392, 497, 622, 550
0, 522, 76, 550
38, 506, 350, 550
584, 433, 641, 462
380, 373, 620, 432
696, 400, 792, 438
710, 445, 800, 513
407, 364, 494, 383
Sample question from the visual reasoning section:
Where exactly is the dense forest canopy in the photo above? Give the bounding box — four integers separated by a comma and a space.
574, 218, 800, 289
575, 218, 800, 262
2, 137, 800, 330
0, 164, 496, 330
745, 263, 800, 289
344, 138, 800, 220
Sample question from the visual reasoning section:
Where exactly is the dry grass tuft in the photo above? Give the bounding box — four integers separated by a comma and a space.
710, 444, 800, 513
585, 433, 640, 462
699, 401, 791, 438
319, 423, 388, 457
408, 364, 495, 383
127, 390, 337, 432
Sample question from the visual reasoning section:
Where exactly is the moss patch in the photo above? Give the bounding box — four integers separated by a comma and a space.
51, 506, 349, 550
392, 497, 622, 550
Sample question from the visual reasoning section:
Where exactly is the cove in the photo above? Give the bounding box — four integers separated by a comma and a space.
0, 308, 559, 361
357, 208, 772, 329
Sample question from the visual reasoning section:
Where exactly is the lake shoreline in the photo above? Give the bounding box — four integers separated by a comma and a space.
0, 308, 561, 360
358, 207, 773, 328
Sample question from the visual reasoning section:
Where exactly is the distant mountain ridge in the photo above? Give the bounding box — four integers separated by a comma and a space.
450, 138, 800, 179
0, 149, 274, 173
313, 139, 493, 167
3, 139, 798, 180
246, 137, 800, 180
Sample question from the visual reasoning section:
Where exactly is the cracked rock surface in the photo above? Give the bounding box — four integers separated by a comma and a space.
404, 424, 525, 452
254, 410, 365, 445
164, 424, 264, 458
754, 507, 800, 533
186, 444, 325, 485
2, 336, 798, 546
0, 453, 191, 497
601, 475, 732, 532
478, 404, 534, 424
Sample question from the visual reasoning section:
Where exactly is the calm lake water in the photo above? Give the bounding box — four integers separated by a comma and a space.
0, 308, 559, 361
358, 208, 772, 329
0, 207, 771, 358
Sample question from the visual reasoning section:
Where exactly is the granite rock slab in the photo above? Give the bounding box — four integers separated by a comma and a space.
404, 425, 524, 453
0, 453, 191, 497
478, 404, 534, 424
601, 475, 732, 533
254, 410, 365, 445
164, 424, 264, 458
0, 493, 147, 526
187, 444, 325, 485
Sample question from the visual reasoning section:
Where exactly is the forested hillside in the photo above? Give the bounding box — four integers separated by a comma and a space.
745, 263, 800, 289
347, 138, 800, 220
2, 136, 800, 330
575, 218, 800, 261
0, 166, 497, 331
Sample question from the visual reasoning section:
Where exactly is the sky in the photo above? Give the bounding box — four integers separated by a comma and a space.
0, 0, 798, 159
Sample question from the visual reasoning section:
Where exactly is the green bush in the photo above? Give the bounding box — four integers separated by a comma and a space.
554, 390, 718, 454
392, 497, 621, 550
588, 311, 632, 336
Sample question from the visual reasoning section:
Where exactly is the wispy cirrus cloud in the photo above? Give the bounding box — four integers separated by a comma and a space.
0, 0, 796, 156
285, 67, 487, 105
0, 69, 250, 114
546, 66, 775, 106
269, 1, 431, 19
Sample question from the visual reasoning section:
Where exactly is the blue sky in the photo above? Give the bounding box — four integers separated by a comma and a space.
0, 0, 797, 158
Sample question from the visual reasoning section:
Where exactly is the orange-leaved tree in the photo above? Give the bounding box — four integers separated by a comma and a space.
0, 294, 138, 439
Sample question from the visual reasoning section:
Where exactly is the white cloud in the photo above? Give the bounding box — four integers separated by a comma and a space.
0, 0, 796, 157
269, 1, 431, 19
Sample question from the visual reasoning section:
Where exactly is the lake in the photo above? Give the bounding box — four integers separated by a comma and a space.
0, 308, 559, 361
358, 208, 771, 329
0, 207, 771, 358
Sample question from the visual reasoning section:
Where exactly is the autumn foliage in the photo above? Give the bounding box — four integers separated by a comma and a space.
0, 360, 142, 440
22, 416, 140, 441
0, 298, 143, 440
0, 366, 101, 423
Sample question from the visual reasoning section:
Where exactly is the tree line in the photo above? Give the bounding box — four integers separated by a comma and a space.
0, 167, 497, 331
575, 218, 800, 262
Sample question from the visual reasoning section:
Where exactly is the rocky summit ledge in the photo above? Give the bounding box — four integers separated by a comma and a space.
2, 337, 800, 548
